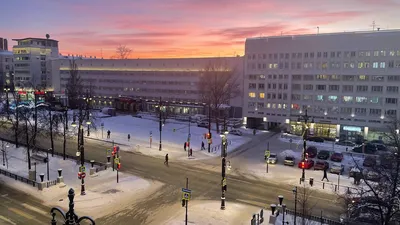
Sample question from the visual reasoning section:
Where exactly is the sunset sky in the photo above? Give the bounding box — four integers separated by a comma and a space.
1, 0, 399, 58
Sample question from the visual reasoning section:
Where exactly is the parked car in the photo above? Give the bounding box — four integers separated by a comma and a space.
336, 140, 356, 147
284, 156, 295, 166
317, 150, 331, 160
352, 143, 377, 154
298, 159, 314, 169
197, 121, 209, 128
330, 152, 344, 162
330, 162, 344, 174
375, 144, 387, 151
307, 136, 324, 143
364, 169, 380, 182
229, 129, 243, 136
314, 161, 329, 171
266, 153, 277, 164
305, 146, 318, 158
363, 156, 376, 167
370, 139, 384, 145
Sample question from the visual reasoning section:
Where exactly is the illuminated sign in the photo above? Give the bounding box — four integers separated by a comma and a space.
343, 126, 362, 132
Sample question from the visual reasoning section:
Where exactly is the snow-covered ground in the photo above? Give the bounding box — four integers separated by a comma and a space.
0, 141, 161, 219
86, 115, 254, 161
160, 200, 262, 225
279, 134, 349, 152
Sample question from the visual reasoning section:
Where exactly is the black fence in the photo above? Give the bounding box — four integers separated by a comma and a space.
285, 208, 343, 225
0, 167, 37, 187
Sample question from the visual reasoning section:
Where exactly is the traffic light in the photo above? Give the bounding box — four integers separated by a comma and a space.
117, 163, 121, 170
301, 161, 305, 169
182, 199, 186, 207
206, 133, 211, 139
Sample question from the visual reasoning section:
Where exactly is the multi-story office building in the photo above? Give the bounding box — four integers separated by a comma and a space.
51, 57, 244, 116
244, 30, 400, 141
0, 38, 8, 51
0, 50, 14, 92
12, 37, 59, 93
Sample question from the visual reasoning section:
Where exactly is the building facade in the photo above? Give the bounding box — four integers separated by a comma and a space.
244, 30, 400, 141
0, 50, 14, 92
51, 57, 244, 116
12, 37, 59, 92
0, 38, 8, 51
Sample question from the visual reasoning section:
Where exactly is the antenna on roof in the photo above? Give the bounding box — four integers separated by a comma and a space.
317, 26, 320, 34
101, 48, 103, 59
370, 21, 379, 31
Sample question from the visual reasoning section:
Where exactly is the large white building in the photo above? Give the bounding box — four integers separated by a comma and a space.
244, 30, 400, 141
50, 57, 244, 116
12, 37, 59, 92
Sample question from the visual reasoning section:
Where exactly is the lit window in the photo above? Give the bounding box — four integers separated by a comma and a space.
356, 97, 368, 103
328, 96, 338, 102
322, 63, 328, 69
278, 104, 282, 109
374, 51, 379, 56
390, 50, 395, 56
373, 62, 379, 68
272, 104, 276, 109
343, 96, 353, 102
267, 103, 271, 108
248, 92, 256, 98
380, 51, 386, 56
358, 62, 364, 68
259, 93, 265, 98
380, 62, 386, 68
365, 51, 371, 56
316, 95, 324, 101
358, 75, 367, 80
283, 104, 287, 109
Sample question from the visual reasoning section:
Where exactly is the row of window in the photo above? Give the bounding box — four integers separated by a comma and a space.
290, 74, 400, 82
248, 92, 288, 100
247, 50, 400, 61
248, 102, 288, 110
60, 77, 198, 86
60, 70, 202, 77
290, 84, 399, 93
248, 83, 289, 90
247, 60, 400, 70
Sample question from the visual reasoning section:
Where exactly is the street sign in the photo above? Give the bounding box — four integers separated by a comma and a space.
182, 188, 192, 201
114, 157, 120, 164
264, 150, 270, 158
81, 172, 86, 179
79, 166, 86, 173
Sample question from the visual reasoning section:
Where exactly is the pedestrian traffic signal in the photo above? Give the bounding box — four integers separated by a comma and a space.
301, 161, 305, 169
117, 163, 121, 170
306, 153, 309, 159
206, 133, 211, 139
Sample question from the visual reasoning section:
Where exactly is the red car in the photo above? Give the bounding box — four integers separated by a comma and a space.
330, 152, 344, 162
314, 161, 329, 170
298, 160, 314, 169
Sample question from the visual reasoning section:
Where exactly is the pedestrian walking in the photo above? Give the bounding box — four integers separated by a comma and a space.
184, 142, 187, 151
189, 148, 193, 157
164, 153, 169, 166
128, 134, 131, 141
201, 141, 205, 150
322, 167, 329, 182
253, 129, 256, 136
107, 130, 111, 139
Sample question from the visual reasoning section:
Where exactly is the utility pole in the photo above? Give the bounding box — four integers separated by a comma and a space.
34, 91, 37, 146
159, 96, 162, 151
63, 106, 67, 160
293, 186, 298, 225
15, 93, 19, 148
298, 109, 312, 182
49, 105, 54, 157
208, 103, 211, 153
79, 108, 86, 196
185, 178, 188, 225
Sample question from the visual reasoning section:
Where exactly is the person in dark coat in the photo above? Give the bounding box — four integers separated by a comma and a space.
107, 130, 111, 139
201, 141, 205, 150
184, 142, 187, 151
128, 134, 131, 141
164, 154, 169, 165
322, 167, 329, 182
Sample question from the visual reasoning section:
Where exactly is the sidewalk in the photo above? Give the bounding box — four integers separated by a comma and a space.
0, 141, 162, 219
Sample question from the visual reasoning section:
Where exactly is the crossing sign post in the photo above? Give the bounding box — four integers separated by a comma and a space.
182, 188, 192, 201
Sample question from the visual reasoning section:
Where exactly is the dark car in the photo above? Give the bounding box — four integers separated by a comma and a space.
330, 152, 344, 162
336, 140, 356, 147
314, 161, 329, 170
298, 159, 314, 169
307, 136, 324, 143
363, 156, 376, 167
317, 150, 330, 160
375, 144, 387, 151
352, 143, 377, 154
306, 146, 318, 158
370, 139, 384, 145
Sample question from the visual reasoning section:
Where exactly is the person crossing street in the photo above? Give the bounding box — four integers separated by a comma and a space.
164, 153, 169, 166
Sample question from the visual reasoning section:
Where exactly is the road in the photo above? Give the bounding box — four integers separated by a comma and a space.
0, 183, 50, 225
0, 129, 345, 224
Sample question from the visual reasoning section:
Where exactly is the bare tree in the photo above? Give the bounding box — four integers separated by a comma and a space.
296, 184, 317, 225
112, 45, 132, 59
198, 59, 240, 133
66, 57, 83, 109
342, 118, 400, 225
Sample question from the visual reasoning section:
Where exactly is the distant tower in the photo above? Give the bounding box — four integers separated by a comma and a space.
0, 38, 8, 51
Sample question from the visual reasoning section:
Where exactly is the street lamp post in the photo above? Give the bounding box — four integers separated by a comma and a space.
159, 96, 162, 151
50, 188, 95, 225
297, 109, 313, 182
71, 106, 86, 196
34, 90, 37, 146
49, 106, 54, 157
293, 187, 298, 225
270, 195, 289, 225
63, 107, 68, 160
46, 148, 52, 181
4, 86, 10, 120
220, 130, 228, 210
208, 103, 211, 153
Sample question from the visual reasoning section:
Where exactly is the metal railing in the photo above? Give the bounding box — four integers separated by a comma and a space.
211, 140, 232, 153
46, 179, 58, 188
285, 208, 343, 225
0, 167, 37, 187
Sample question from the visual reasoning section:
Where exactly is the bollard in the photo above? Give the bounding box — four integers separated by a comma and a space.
90, 160, 95, 168
57, 169, 64, 184
335, 185, 337, 192
58, 169, 62, 177
39, 173, 45, 182
323, 182, 325, 189
89, 160, 96, 175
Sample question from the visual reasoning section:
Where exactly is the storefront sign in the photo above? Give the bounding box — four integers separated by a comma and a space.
343, 126, 362, 132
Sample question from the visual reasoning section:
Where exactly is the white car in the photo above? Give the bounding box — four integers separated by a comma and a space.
229, 130, 243, 136
267, 153, 277, 164
330, 162, 344, 175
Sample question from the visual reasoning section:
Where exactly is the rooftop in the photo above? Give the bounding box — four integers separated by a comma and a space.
246, 29, 400, 41
12, 37, 58, 42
